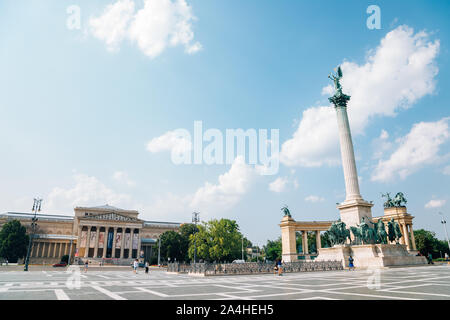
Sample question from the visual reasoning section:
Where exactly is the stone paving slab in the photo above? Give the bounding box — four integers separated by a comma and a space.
0, 265, 449, 300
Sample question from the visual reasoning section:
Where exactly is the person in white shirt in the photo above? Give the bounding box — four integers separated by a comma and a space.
133, 259, 139, 274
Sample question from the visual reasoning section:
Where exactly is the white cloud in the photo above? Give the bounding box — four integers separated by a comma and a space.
372, 129, 393, 159
268, 177, 289, 193
305, 195, 325, 203
90, 0, 201, 58
146, 129, 192, 154
371, 117, 450, 182
113, 171, 136, 187
190, 156, 257, 214
89, 0, 135, 52
46, 174, 133, 213
425, 199, 446, 209
280, 106, 339, 167
280, 25, 439, 167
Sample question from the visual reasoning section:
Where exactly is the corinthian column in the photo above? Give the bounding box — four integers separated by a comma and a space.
329, 66, 373, 228
335, 106, 362, 202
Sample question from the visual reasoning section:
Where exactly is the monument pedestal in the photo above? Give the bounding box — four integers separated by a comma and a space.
316, 244, 427, 269
337, 199, 374, 228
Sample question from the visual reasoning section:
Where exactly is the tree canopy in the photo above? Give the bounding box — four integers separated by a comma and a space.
0, 220, 29, 263
188, 219, 247, 262
414, 229, 449, 258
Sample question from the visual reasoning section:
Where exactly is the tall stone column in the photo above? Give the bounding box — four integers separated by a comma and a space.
409, 225, 417, 250
315, 230, 322, 251
52, 243, 58, 258
402, 223, 411, 250
93, 228, 100, 258
120, 229, 125, 259
302, 231, 309, 254
102, 227, 108, 258
111, 227, 117, 259
335, 106, 362, 202
329, 67, 373, 228
280, 216, 297, 262
84, 227, 91, 258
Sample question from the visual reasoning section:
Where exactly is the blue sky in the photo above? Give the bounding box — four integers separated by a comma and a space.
1, 0, 449, 246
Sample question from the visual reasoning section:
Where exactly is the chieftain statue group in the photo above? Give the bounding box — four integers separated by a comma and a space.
326, 193, 406, 246
283, 193, 407, 247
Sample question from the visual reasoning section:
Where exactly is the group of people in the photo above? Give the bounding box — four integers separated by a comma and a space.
82, 259, 151, 273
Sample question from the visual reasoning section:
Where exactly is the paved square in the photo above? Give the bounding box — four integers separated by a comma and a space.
0, 265, 449, 300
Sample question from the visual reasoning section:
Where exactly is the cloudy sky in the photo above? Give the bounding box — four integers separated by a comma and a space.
1, 0, 449, 246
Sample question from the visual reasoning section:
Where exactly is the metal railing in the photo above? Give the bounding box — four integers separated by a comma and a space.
167, 260, 343, 275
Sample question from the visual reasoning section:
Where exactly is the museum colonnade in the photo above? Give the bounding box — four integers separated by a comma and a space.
78, 225, 142, 259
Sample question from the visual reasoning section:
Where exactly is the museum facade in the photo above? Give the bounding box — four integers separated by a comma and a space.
0, 205, 182, 265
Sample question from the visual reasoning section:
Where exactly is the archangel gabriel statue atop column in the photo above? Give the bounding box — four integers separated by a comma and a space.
328, 66, 351, 108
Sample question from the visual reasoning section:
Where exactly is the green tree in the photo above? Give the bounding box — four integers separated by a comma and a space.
178, 223, 198, 262
158, 231, 184, 262
188, 219, 244, 262
0, 220, 29, 263
414, 229, 450, 258
263, 238, 281, 261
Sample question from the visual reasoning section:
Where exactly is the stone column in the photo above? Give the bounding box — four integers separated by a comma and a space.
280, 216, 297, 262
103, 227, 108, 258
302, 231, 309, 254
84, 227, 91, 258
93, 227, 100, 258
315, 230, 321, 251
137, 231, 142, 260
409, 225, 417, 250
111, 227, 118, 258
52, 243, 58, 258
120, 229, 125, 258
59, 242, 63, 258
402, 223, 410, 250
335, 106, 362, 202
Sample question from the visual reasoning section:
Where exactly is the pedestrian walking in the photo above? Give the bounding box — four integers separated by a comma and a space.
145, 261, 149, 274
277, 259, 283, 276
427, 253, 434, 265
348, 255, 355, 271
133, 259, 139, 274
84, 260, 89, 273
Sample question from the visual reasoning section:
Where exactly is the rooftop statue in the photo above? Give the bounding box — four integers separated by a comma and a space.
382, 192, 407, 208
281, 205, 291, 217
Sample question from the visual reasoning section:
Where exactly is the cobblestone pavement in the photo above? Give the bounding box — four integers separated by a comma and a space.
0, 264, 449, 300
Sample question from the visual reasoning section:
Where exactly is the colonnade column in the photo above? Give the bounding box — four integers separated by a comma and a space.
409, 225, 417, 250
102, 228, 108, 258
120, 230, 125, 259
84, 227, 91, 258
93, 228, 100, 258
302, 231, 309, 254
53, 243, 58, 258
111, 227, 118, 258
137, 231, 142, 259
402, 223, 411, 250
315, 231, 321, 252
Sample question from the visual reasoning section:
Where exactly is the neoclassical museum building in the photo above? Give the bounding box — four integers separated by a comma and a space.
0, 205, 182, 265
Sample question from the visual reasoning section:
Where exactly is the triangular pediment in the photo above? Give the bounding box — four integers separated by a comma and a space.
83, 212, 140, 222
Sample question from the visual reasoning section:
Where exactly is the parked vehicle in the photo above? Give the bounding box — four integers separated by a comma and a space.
52, 262, 67, 267
232, 260, 245, 264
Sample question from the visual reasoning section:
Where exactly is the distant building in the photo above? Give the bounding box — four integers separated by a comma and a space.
0, 205, 182, 265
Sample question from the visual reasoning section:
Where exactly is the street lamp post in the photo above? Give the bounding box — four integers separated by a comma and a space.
192, 212, 200, 265
439, 212, 450, 252
24, 198, 42, 272
157, 235, 161, 267
241, 236, 244, 261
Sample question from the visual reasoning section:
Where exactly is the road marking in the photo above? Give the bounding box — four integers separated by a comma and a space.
91, 285, 127, 300
136, 287, 169, 297
55, 289, 70, 300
